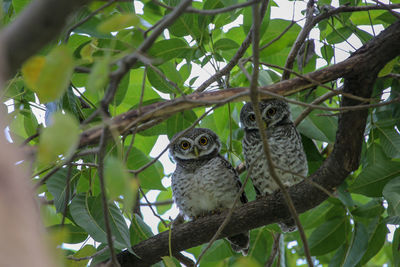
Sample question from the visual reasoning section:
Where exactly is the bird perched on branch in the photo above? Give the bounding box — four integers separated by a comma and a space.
169, 128, 250, 255
240, 99, 308, 231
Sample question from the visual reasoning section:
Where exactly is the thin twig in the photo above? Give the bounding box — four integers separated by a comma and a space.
139, 187, 169, 227
98, 126, 120, 267
260, 20, 298, 51
265, 233, 281, 267
139, 200, 174, 206
195, 0, 269, 92
294, 90, 338, 126
371, 0, 400, 19
249, 2, 313, 266
282, 0, 315, 80
273, 165, 335, 199
258, 90, 399, 113
101, 0, 193, 108
21, 132, 39, 146
70, 162, 99, 168
259, 62, 371, 103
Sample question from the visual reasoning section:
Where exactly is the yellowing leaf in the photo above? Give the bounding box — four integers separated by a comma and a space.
161, 256, 175, 267
21, 56, 45, 89
22, 45, 74, 103
38, 112, 80, 165
98, 14, 140, 33
80, 39, 98, 63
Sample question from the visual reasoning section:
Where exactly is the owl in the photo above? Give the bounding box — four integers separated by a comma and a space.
240, 99, 308, 231
169, 128, 250, 255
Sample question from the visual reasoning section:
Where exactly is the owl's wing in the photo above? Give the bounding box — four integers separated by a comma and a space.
217, 155, 248, 204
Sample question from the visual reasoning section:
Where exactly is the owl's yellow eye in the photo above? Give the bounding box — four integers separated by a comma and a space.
180, 141, 190, 150
199, 136, 208, 146
249, 114, 256, 121
267, 108, 276, 117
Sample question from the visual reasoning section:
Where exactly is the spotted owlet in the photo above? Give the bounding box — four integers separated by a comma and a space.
169, 128, 250, 255
240, 99, 308, 231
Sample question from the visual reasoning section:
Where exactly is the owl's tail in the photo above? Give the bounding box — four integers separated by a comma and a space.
226, 232, 250, 256
278, 218, 297, 232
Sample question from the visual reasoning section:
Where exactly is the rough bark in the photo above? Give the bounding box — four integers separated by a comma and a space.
110, 21, 400, 267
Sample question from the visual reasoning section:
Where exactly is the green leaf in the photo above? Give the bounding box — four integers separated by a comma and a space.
258, 70, 273, 86
292, 105, 337, 143
147, 67, 176, 94
168, 12, 202, 39
393, 227, 400, 266
350, 9, 387, 25
321, 44, 334, 63
48, 224, 88, 244
308, 218, 346, 256
383, 176, 400, 216
156, 188, 173, 215
70, 194, 132, 251
113, 70, 129, 106
213, 38, 239, 51
377, 126, 400, 158
46, 168, 79, 213
66, 245, 97, 267
74, 12, 113, 39
166, 110, 197, 139
201, 240, 233, 262
360, 219, 388, 264
149, 38, 190, 62
104, 156, 130, 200
12, 0, 30, 14
300, 201, 334, 229
38, 112, 80, 165
260, 19, 301, 58
23, 110, 38, 137
342, 223, 368, 267
130, 214, 154, 246
243, 3, 270, 35
122, 69, 160, 107
329, 244, 347, 267
365, 142, 389, 166
97, 13, 140, 33
326, 27, 353, 44
351, 199, 384, 218
126, 148, 165, 190
349, 161, 400, 197
86, 58, 109, 94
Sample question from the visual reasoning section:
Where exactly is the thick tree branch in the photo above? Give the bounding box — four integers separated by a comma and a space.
101, 20, 400, 267
0, 0, 91, 79
79, 46, 370, 148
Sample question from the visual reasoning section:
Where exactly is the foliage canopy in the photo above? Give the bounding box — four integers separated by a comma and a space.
2, 0, 400, 266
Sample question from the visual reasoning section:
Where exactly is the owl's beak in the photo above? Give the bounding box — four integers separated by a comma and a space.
193, 146, 199, 157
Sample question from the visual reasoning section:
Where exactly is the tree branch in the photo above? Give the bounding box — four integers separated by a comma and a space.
78, 44, 371, 148
99, 20, 400, 267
